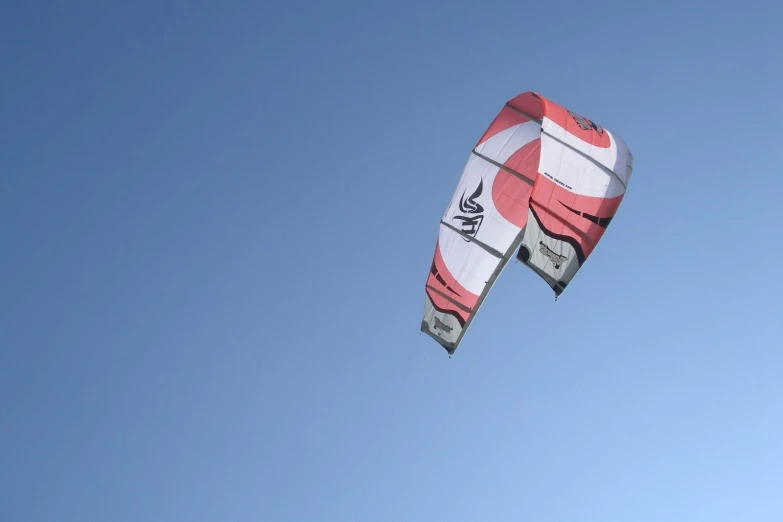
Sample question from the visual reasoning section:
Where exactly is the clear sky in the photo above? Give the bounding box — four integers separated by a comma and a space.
2, 1, 782, 521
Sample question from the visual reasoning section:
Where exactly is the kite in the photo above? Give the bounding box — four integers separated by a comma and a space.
421, 91, 633, 354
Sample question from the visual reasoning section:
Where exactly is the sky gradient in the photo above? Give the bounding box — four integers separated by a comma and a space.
2, 1, 783, 521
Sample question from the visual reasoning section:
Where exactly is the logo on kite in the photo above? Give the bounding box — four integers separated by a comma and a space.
567, 110, 604, 134
452, 178, 485, 241
538, 241, 567, 269
433, 317, 453, 333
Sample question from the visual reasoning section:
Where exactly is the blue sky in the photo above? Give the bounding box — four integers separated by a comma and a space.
2, 1, 782, 521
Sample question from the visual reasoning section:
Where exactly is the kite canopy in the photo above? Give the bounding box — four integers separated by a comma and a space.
421, 91, 633, 354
